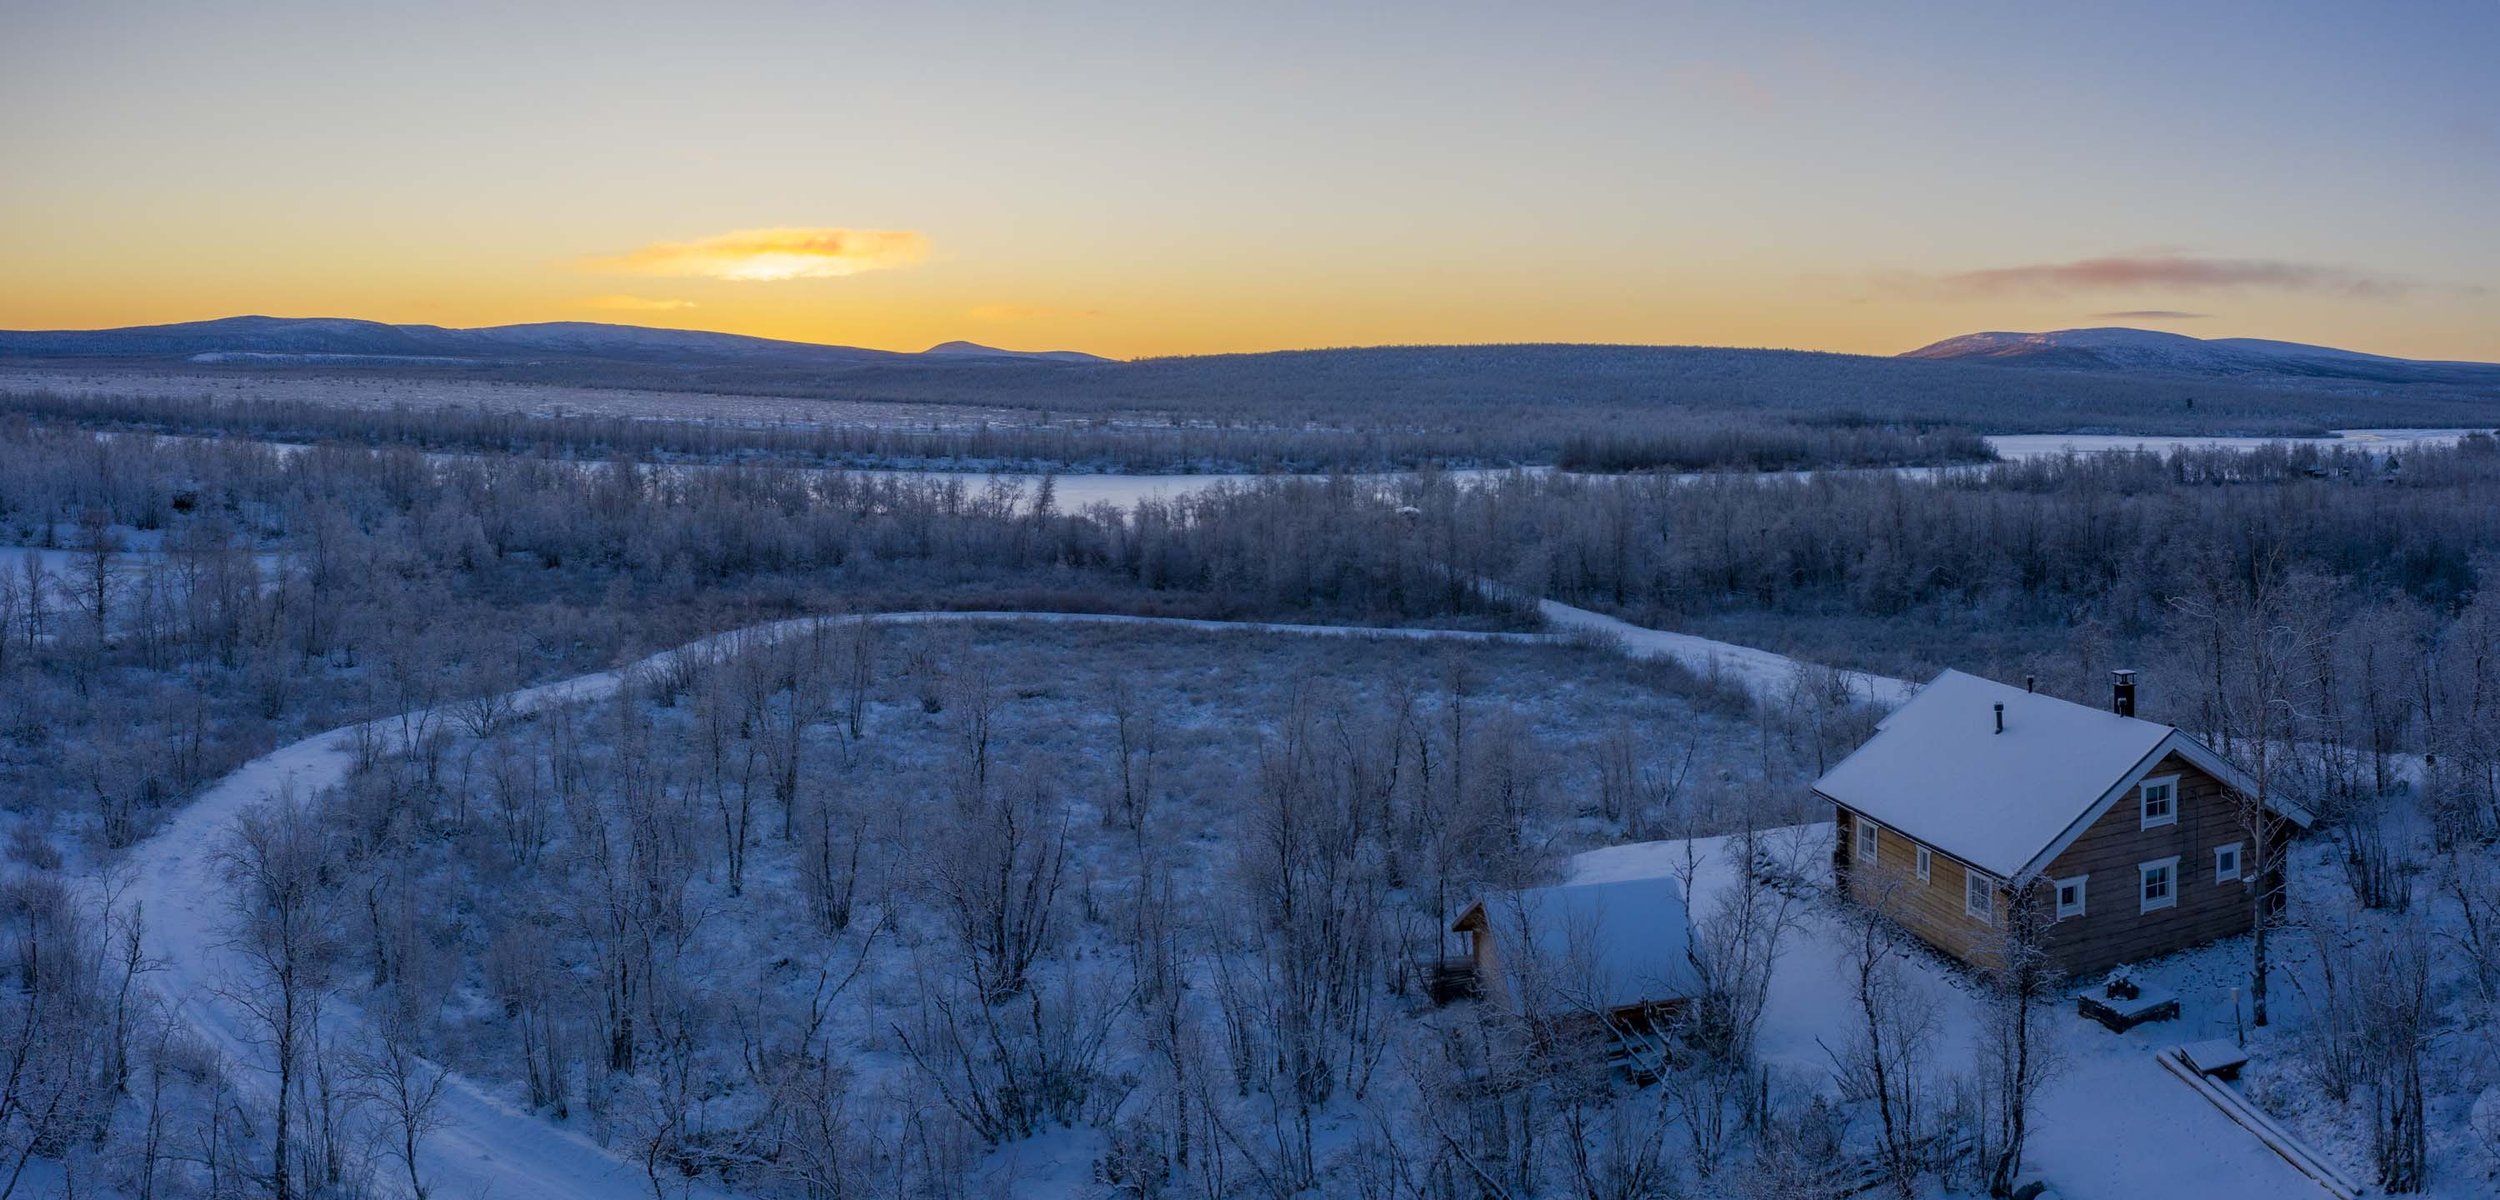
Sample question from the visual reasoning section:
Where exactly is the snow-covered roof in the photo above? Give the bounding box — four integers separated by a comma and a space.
1458, 875, 1699, 1014
1811, 669, 2301, 880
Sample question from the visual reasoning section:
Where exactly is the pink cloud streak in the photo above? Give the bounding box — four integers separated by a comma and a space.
1939, 254, 2412, 299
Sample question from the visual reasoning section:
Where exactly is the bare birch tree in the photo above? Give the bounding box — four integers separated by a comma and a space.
217, 787, 343, 1200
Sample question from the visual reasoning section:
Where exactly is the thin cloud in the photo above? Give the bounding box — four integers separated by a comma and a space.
968, 303, 1104, 322
577, 295, 699, 312
1934, 254, 2413, 299
2090, 309, 2210, 321
588, 227, 928, 282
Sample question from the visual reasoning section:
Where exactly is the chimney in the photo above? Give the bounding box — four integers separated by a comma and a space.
1994, 702, 2005, 734
2111, 669, 2137, 718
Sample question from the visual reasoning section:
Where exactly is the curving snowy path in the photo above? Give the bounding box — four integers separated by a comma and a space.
121, 605, 1888, 1200
1533, 598, 1916, 707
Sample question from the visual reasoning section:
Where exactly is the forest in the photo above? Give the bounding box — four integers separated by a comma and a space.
4, 405, 2500, 1197
0, 384, 1999, 476
17, 332, 2500, 475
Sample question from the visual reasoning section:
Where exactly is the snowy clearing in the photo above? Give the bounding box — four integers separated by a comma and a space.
119, 605, 1839, 1200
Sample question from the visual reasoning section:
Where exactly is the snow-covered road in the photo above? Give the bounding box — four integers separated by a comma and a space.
1534, 597, 1916, 707
120, 633, 770, 1200
121, 604, 1880, 1200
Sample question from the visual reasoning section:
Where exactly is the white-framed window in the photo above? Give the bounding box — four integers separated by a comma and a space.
1966, 871, 1996, 924
2055, 875, 2088, 919
2214, 842, 2243, 883
2140, 856, 2180, 913
2139, 775, 2179, 829
1857, 819, 1879, 865
1915, 846, 1932, 883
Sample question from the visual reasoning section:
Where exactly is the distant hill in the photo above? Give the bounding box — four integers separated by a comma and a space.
919, 339, 1107, 365
1903, 327, 2500, 388
0, 315, 1112, 368
6, 319, 2495, 440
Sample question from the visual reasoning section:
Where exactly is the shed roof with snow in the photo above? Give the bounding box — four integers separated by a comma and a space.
1810, 669, 2310, 880
1452, 874, 1700, 1015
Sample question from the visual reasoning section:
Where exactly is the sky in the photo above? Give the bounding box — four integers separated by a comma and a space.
2, 0, 2495, 360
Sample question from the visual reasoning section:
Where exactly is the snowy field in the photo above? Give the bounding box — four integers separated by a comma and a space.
37, 422, 2500, 1196
127, 612, 1835, 1199
99, 604, 2500, 1197
0, 532, 285, 641
567, 427, 2487, 510
66, 423, 2480, 519
0, 366, 1036, 428
1984, 427, 2476, 460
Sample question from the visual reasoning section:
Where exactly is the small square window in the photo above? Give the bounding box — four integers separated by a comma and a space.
1857, 819, 1879, 865
1915, 846, 1931, 883
2215, 842, 2243, 883
2139, 776, 2179, 829
2140, 857, 2179, 913
1966, 871, 1996, 924
2055, 875, 2088, 919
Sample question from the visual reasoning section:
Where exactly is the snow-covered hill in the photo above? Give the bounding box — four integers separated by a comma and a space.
921, 339, 1105, 364
1903, 326, 2500, 387
0, 315, 1113, 367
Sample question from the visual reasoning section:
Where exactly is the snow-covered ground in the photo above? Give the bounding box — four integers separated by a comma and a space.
1984, 427, 2474, 461
134, 593, 2483, 1199
1536, 596, 1916, 708
120, 605, 1838, 1200
0, 535, 287, 642
1570, 831, 2342, 1200
118, 631, 775, 1200
82, 426, 2481, 518
642, 427, 2486, 511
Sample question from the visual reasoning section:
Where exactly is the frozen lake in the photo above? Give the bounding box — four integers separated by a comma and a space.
1983, 426, 2475, 460
106, 425, 2491, 517
838, 427, 2483, 510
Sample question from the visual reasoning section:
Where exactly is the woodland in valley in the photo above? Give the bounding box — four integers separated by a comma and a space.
5, 393, 2500, 1197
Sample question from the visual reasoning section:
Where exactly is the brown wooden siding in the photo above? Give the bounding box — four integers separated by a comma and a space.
2034, 752, 2255, 979
1830, 803, 2011, 970
1829, 747, 2271, 979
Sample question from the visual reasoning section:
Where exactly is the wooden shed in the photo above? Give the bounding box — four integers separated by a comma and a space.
1451, 875, 1701, 1027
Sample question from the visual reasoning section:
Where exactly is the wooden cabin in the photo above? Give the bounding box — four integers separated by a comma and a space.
1451, 875, 1700, 1028
1812, 670, 2312, 979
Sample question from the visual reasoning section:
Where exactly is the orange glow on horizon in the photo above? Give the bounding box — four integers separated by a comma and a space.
585, 228, 929, 283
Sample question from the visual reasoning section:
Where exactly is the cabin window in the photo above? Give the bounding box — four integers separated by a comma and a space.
2215, 842, 2243, 883
2139, 775, 2179, 829
1857, 819, 1879, 865
2055, 875, 2088, 919
1915, 846, 1931, 883
2140, 857, 2180, 913
1965, 872, 1996, 924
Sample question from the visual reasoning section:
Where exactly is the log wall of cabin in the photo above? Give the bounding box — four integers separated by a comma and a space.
2034, 751, 2255, 979
1830, 803, 2010, 970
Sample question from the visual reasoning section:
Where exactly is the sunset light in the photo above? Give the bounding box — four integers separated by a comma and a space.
3, 4, 2489, 358
6, 7, 2500, 1199
588, 227, 929, 283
